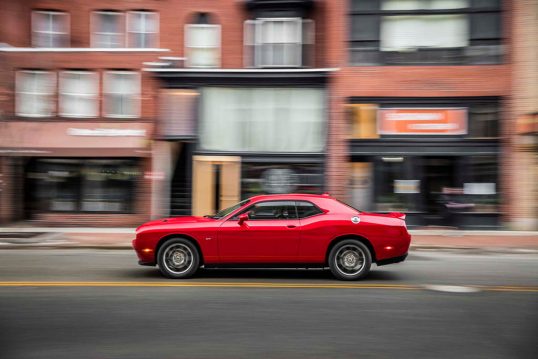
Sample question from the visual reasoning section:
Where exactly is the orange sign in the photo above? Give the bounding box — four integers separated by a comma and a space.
378, 108, 467, 135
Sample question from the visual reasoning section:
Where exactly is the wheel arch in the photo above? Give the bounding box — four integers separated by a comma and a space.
326, 235, 377, 265
156, 233, 204, 265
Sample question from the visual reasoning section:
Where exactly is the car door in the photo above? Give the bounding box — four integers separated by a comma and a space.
217, 200, 301, 263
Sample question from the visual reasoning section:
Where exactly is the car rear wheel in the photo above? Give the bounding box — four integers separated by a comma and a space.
157, 238, 200, 279
328, 240, 372, 281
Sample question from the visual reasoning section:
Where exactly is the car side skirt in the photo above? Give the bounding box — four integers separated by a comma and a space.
376, 253, 408, 266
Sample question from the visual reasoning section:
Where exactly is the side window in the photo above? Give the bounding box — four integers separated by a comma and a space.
235, 201, 297, 220
296, 201, 323, 218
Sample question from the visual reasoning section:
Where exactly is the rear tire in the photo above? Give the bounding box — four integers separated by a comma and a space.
328, 240, 371, 281
157, 238, 200, 279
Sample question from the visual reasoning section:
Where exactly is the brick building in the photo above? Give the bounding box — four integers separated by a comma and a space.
0, 0, 535, 229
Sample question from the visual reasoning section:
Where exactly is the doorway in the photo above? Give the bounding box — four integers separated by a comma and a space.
192, 156, 241, 216
422, 156, 458, 225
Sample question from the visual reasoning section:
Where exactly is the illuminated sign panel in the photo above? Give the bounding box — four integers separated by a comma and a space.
378, 108, 467, 135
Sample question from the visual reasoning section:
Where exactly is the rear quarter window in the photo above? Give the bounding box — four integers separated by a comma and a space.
296, 201, 323, 218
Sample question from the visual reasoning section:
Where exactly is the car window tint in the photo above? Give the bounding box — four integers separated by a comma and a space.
240, 201, 298, 220
296, 201, 323, 218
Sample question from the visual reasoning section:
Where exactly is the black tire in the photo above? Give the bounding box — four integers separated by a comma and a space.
157, 238, 200, 279
328, 239, 372, 281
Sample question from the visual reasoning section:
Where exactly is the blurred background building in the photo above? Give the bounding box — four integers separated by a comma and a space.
0, 0, 536, 229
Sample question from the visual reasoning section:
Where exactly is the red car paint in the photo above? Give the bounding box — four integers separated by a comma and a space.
132, 194, 411, 268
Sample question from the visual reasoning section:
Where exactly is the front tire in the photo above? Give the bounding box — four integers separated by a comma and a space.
328, 240, 372, 281
157, 238, 200, 279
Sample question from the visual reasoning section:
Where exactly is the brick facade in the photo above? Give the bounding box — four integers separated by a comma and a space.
0, 0, 535, 228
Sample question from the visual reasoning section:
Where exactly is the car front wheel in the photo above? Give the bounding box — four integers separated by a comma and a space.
328, 240, 372, 281
157, 238, 200, 279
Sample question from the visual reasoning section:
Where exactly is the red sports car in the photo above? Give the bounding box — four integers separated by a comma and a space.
132, 194, 411, 280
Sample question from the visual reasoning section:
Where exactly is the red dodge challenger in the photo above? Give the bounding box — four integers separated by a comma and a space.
132, 194, 411, 280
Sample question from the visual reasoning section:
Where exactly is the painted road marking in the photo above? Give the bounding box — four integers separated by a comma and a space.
423, 285, 481, 293
0, 282, 536, 292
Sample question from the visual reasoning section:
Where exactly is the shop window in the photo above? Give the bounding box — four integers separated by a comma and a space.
27, 159, 140, 213
244, 18, 314, 68
468, 103, 500, 138
348, 0, 503, 65
241, 163, 324, 199
461, 155, 499, 213
103, 71, 140, 118
200, 87, 325, 152
32, 10, 69, 47
15, 71, 56, 117
347, 104, 379, 139
59, 71, 98, 118
185, 13, 221, 68
92, 11, 125, 48
127, 11, 158, 48
374, 156, 419, 212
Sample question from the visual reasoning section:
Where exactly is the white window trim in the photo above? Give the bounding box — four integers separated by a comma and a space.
103, 71, 141, 118
91, 11, 125, 48
127, 11, 159, 49
252, 17, 303, 68
16, 70, 56, 118
59, 71, 99, 118
184, 23, 222, 68
32, 10, 70, 48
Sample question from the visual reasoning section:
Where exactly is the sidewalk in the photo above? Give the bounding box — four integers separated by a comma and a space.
0, 227, 537, 252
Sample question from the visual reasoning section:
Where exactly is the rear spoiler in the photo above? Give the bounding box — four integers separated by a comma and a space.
389, 212, 406, 220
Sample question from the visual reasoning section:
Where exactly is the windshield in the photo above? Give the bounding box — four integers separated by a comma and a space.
210, 199, 250, 219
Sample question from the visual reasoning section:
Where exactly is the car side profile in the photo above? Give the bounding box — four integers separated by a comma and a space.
132, 194, 411, 280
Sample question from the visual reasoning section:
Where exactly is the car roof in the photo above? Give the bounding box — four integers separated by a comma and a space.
247, 193, 333, 202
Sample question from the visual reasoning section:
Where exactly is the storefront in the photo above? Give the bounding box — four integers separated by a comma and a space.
150, 69, 331, 217
0, 121, 153, 226
347, 97, 501, 229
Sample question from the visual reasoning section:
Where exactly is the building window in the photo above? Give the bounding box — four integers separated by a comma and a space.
127, 11, 158, 48
32, 10, 70, 47
59, 71, 98, 118
349, 0, 503, 65
27, 159, 140, 213
244, 18, 314, 68
16, 71, 56, 117
103, 71, 140, 118
185, 25, 221, 68
92, 11, 125, 48
200, 87, 325, 152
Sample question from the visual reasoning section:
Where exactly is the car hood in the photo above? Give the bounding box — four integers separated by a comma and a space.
136, 216, 215, 231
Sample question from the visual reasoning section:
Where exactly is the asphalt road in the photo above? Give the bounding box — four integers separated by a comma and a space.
0, 249, 537, 359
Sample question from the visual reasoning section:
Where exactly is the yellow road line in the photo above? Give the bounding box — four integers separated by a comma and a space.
0, 281, 536, 292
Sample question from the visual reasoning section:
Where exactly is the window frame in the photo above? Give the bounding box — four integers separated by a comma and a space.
15, 70, 56, 118
127, 10, 159, 48
103, 70, 141, 118
32, 10, 70, 48
184, 23, 222, 68
91, 10, 125, 48
231, 200, 299, 221
295, 200, 324, 219
348, 0, 503, 65
59, 70, 99, 118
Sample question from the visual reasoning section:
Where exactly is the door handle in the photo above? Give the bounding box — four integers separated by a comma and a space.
287, 225, 297, 229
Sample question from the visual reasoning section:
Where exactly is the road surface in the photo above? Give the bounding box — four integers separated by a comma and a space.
0, 249, 536, 359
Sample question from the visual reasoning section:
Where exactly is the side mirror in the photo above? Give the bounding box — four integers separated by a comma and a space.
238, 213, 249, 225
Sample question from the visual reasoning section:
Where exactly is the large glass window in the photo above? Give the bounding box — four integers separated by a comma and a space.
32, 11, 69, 47
59, 71, 98, 118
374, 156, 420, 212
241, 163, 324, 198
349, 0, 503, 65
92, 11, 124, 48
185, 23, 221, 68
16, 71, 56, 117
200, 87, 325, 152
27, 159, 140, 213
127, 11, 158, 48
103, 71, 140, 118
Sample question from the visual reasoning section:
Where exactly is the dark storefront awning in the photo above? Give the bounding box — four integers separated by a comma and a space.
349, 139, 499, 156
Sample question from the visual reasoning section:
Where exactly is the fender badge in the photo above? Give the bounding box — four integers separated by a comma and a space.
351, 216, 360, 224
